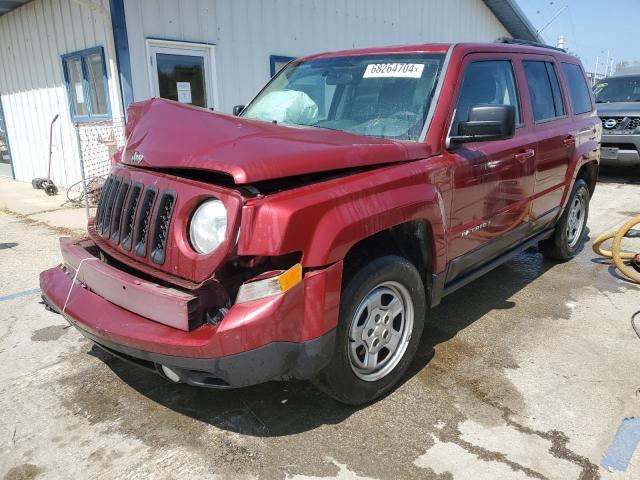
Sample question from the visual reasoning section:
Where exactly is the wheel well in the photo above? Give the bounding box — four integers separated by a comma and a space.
342, 220, 432, 287
576, 161, 598, 197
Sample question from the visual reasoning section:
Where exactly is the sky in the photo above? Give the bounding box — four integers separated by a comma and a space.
515, 0, 640, 74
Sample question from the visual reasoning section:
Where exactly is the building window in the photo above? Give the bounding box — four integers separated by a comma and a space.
62, 46, 110, 122
270, 55, 295, 77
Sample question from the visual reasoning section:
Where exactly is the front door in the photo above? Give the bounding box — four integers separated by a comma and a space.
147, 40, 217, 109
0, 97, 14, 179
444, 55, 536, 281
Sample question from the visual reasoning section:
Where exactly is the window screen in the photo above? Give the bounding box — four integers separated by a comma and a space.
562, 63, 592, 114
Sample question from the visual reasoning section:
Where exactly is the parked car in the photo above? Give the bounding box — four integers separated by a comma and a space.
40, 40, 600, 405
593, 74, 640, 167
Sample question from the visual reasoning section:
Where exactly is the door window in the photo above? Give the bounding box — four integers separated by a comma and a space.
156, 53, 207, 108
453, 60, 521, 135
562, 63, 593, 114
148, 40, 216, 110
523, 61, 566, 122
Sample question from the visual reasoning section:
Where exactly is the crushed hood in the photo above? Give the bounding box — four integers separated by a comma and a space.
122, 98, 432, 184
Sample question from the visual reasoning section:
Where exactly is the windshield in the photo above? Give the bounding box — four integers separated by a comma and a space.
594, 76, 640, 103
242, 53, 445, 141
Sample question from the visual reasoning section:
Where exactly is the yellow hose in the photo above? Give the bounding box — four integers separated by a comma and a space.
592, 215, 640, 283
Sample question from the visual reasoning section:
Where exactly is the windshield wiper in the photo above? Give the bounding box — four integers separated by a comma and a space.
308, 124, 344, 132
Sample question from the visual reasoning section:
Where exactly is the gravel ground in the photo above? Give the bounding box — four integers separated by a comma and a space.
1, 171, 639, 480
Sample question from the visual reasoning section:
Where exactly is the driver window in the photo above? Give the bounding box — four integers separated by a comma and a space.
453, 60, 521, 135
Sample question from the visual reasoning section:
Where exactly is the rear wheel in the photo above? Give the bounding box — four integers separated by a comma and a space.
539, 179, 590, 260
312, 255, 425, 405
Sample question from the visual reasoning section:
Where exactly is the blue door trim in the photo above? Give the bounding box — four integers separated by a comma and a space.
109, 0, 134, 116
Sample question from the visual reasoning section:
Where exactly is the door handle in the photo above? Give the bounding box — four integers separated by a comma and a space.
563, 136, 575, 146
514, 149, 535, 163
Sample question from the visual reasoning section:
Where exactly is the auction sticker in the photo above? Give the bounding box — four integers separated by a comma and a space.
363, 63, 424, 78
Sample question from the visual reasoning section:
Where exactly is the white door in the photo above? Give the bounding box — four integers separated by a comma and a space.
147, 39, 218, 109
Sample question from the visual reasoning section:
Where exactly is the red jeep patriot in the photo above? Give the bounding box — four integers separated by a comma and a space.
41, 40, 600, 405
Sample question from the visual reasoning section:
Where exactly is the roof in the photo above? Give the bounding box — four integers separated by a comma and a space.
482, 0, 542, 42
1, 0, 541, 44
301, 42, 576, 63
303, 43, 452, 61
0, 0, 30, 16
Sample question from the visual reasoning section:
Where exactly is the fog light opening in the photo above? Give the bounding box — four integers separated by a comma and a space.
160, 365, 181, 383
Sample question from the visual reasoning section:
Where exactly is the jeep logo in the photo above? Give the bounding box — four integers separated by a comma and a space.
131, 151, 144, 163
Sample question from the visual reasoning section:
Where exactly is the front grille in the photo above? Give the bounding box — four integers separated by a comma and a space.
109, 181, 130, 244
95, 176, 114, 233
150, 191, 176, 265
601, 116, 640, 131
121, 184, 142, 251
101, 178, 122, 238
134, 188, 157, 258
94, 174, 176, 263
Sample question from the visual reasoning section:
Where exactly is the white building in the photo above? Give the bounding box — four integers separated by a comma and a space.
0, 0, 539, 188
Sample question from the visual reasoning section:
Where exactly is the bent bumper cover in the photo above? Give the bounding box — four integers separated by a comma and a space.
40, 238, 342, 387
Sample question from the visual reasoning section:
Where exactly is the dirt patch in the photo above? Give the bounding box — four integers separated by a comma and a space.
31, 325, 68, 342
3, 464, 44, 480
0, 208, 83, 237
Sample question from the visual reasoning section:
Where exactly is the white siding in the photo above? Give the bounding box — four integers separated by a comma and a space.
124, 0, 509, 112
0, 0, 123, 187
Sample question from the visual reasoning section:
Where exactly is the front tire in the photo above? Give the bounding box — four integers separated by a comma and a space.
539, 179, 590, 260
312, 255, 426, 405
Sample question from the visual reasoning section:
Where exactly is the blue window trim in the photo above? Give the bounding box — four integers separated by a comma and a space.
270, 55, 295, 77
61, 46, 111, 123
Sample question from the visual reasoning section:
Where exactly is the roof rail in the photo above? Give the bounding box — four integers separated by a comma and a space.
494, 37, 566, 53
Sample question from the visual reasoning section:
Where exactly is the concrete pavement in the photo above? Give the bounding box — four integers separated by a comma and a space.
0, 177, 89, 235
0, 172, 639, 479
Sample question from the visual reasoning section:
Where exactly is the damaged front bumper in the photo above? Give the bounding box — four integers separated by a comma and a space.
40, 237, 342, 388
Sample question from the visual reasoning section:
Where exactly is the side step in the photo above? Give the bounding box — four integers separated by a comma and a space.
429, 228, 554, 306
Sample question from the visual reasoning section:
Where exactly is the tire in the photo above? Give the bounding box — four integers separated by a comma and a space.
539, 179, 590, 260
312, 255, 426, 405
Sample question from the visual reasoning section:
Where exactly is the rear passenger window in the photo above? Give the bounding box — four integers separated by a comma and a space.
562, 63, 592, 114
523, 61, 566, 122
453, 60, 521, 134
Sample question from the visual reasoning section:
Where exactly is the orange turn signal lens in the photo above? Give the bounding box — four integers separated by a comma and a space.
236, 263, 302, 303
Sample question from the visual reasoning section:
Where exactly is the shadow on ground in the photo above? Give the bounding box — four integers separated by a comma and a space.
91, 248, 560, 437
597, 166, 640, 185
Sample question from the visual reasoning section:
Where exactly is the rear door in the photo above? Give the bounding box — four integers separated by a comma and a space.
444, 53, 536, 280
520, 56, 573, 223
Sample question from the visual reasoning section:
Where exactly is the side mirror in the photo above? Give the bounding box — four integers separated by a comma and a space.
450, 104, 515, 145
233, 105, 245, 116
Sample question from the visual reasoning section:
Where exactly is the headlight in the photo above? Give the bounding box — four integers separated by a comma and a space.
189, 199, 227, 254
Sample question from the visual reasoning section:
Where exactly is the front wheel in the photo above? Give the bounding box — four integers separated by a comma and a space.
539, 179, 590, 260
312, 255, 425, 405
